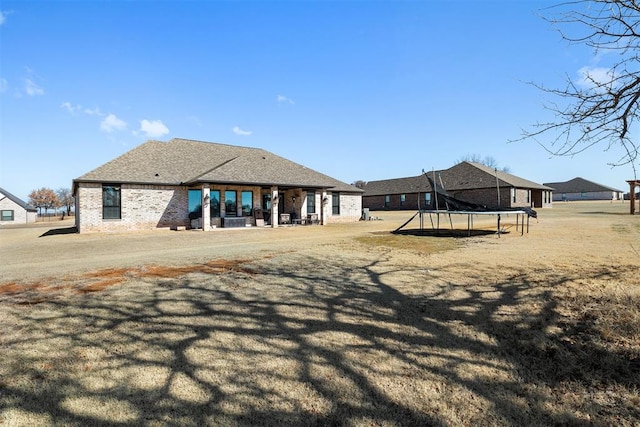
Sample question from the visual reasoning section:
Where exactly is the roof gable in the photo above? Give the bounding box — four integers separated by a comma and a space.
543, 177, 622, 193
0, 187, 37, 211
74, 138, 362, 192
441, 162, 552, 191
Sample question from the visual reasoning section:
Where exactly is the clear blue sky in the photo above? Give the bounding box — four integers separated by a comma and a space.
1, 0, 637, 201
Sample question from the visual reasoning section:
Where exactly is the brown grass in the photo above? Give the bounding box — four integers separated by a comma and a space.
0, 202, 639, 426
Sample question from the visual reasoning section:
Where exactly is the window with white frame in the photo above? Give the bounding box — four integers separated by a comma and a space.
307, 191, 316, 214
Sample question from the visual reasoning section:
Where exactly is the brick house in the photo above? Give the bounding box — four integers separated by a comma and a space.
362, 162, 553, 211
543, 177, 624, 201
73, 138, 363, 233
0, 187, 37, 225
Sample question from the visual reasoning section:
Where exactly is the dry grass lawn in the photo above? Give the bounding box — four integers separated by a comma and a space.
0, 201, 638, 426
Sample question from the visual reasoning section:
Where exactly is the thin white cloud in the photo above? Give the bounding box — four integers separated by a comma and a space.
100, 113, 127, 132
233, 126, 252, 136
61, 102, 104, 117
84, 106, 103, 116
277, 94, 294, 105
138, 119, 169, 138
576, 66, 615, 90
0, 10, 9, 26
24, 78, 44, 96
0, 78, 7, 93
61, 101, 82, 114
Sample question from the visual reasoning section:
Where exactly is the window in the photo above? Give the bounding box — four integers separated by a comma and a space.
307, 191, 316, 214
384, 195, 390, 208
102, 185, 121, 219
424, 193, 431, 205
0, 210, 14, 221
225, 190, 237, 216
210, 190, 221, 218
188, 189, 202, 218
511, 188, 516, 203
332, 192, 340, 215
241, 191, 253, 216
526, 190, 530, 203
262, 194, 271, 211
400, 194, 406, 206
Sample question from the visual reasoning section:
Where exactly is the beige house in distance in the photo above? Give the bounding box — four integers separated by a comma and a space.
73, 138, 363, 233
0, 187, 37, 225
543, 177, 624, 201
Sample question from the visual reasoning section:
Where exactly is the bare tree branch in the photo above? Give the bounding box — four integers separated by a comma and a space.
517, 0, 640, 178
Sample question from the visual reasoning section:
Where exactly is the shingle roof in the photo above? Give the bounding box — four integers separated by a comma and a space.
75, 138, 362, 192
360, 175, 432, 196
0, 187, 37, 211
442, 162, 553, 191
543, 177, 622, 193
362, 162, 551, 196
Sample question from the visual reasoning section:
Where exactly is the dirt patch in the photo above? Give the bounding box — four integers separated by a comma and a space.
0, 260, 255, 303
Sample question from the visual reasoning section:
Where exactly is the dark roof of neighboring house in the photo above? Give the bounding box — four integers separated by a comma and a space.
362, 162, 552, 196
74, 138, 362, 193
443, 162, 553, 191
543, 177, 622, 193
0, 187, 37, 211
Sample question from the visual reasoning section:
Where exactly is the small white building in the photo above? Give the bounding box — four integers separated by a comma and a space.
0, 187, 37, 225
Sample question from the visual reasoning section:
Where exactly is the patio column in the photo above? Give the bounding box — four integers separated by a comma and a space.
271, 186, 279, 228
321, 189, 328, 225
202, 185, 211, 231
628, 180, 639, 215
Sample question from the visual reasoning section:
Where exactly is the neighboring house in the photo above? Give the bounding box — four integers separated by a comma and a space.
73, 138, 363, 233
362, 162, 553, 211
543, 177, 624, 201
0, 187, 37, 225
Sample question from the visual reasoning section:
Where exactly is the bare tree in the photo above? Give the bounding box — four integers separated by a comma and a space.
28, 187, 60, 217
520, 0, 640, 177
56, 187, 74, 216
352, 180, 367, 189
457, 154, 511, 172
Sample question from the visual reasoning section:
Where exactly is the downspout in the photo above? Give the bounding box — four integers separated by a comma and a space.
495, 168, 501, 209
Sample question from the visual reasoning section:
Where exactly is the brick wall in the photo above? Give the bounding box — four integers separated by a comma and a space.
76, 182, 362, 232
328, 192, 362, 223
363, 193, 433, 211
76, 183, 188, 233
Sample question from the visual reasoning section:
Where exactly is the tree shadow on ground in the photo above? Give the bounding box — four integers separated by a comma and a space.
0, 251, 638, 426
